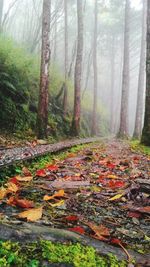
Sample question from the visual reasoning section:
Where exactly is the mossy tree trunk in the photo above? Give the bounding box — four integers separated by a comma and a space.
141, 0, 150, 146
36, 0, 51, 139
71, 0, 83, 136
118, 0, 130, 137
63, 0, 68, 118
133, 0, 147, 139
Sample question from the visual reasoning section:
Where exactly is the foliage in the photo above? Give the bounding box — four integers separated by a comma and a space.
0, 240, 127, 267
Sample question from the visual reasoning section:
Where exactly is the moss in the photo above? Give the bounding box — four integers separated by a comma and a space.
130, 140, 150, 155
0, 240, 127, 267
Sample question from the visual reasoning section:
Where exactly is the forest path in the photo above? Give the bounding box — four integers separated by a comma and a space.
0, 139, 150, 265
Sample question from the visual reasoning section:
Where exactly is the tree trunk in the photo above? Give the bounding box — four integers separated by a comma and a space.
63, 0, 68, 118
71, 0, 83, 136
0, 0, 4, 30
141, 0, 150, 146
118, 0, 130, 137
133, 1, 147, 139
91, 0, 98, 136
36, 0, 51, 139
110, 35, 115, 133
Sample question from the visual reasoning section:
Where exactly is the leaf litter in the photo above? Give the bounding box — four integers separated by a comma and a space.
0, 140, 150, 258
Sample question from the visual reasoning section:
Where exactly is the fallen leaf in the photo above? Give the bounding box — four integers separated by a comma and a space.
16, 176, 33, 182
107, 175, 118, 179
128, 206, 150, 215
68, 226, 85, 234
7, 182, 19, 193
65, 215, 79, 221
109, 193, 124, 201
0, 187, 7, 200
43, 189, 65, 201
87, 223, 110, 239
46, 165, 58, 171
49, 200, 64, 207
18, 207, 43, 222
7, 197, 34, 208
108, 180, 126, 189
107, 163, 116, 169
127, 212, 141, 218
36, 169, 47, 177
22, 167, 32, 176
9, 177, 19, 185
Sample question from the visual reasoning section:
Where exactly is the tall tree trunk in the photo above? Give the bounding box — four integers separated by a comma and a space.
141, 0, 150, 146
133, 1, 147, 139
118, 0, 130, 137
36, 0, 51, 139
91, 0, 98, 136
0, 0, 4, 30
110, 35, 115, 133
63, 0, 68, 118
71, 0, 83, 136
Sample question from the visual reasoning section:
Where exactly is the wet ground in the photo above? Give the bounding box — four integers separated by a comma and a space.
0, 139, 150, 262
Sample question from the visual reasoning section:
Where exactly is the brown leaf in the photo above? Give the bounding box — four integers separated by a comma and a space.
18, 207, 43, 222
22, 167, 32, 176
16, 176, 33, 182
87, 222, 110, 239
7, 197, 34, 208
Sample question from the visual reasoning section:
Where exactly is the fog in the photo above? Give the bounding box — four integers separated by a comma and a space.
0, 0, 145, 137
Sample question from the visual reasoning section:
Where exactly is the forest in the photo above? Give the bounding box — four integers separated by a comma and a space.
0, 0, 150, 267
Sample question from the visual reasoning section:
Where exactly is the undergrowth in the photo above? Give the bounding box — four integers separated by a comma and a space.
0, 240, 127, 267
130, 140, 150, 155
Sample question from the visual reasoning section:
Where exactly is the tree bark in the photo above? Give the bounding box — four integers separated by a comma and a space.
63, 0, 68, 118
133, 1, 147, 139
110, 35, 115, 133
118, 0, 130, 137
91, 0, 98, 136
141, 0, 150, 146
71, 0, 83, 136
0, 0, 4, 30
36, 0, 51, 139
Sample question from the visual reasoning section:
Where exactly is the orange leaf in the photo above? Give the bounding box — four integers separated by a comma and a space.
18, 207, 43, 222
7, 182, 19, 193
7, 197, 34, 208
46, 165, 58, 171
0, 187, 7, 200
43, 190, 65, 201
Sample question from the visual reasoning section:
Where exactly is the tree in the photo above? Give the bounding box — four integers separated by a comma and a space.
0, 0, 4, 30
118, 0, 130, 137
91, 0, 98, 136
133, 1, 147, 139
71, 0, 83, 136
36, 0, 51, 139
141, 0, 150, 146
63, 0, 68, 118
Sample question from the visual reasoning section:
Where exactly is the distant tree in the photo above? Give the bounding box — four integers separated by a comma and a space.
91, 0, 98, 136
118, 0, 130, 137
63, 0, 68, 118
71, 0, 83, 136
0, 0, 4, 30
36, 0, 51, 139
141, 0, 150, 146
133, 1, 147, 139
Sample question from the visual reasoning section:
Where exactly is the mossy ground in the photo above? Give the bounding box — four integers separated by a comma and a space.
130, 140, 150, 155
0, 240, 127, 267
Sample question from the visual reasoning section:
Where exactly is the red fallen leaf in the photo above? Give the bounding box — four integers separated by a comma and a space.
107, 163, 116, 169
9, 177, 20, 185
7, 197, 34, 208
108, 180, 126, 188
68, 226, 85, 234
46, 165, 58, 171
110, 238, 122, 245
127, 212, 141, 218
65, 215, 79, 221
36, 169, 47, 177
